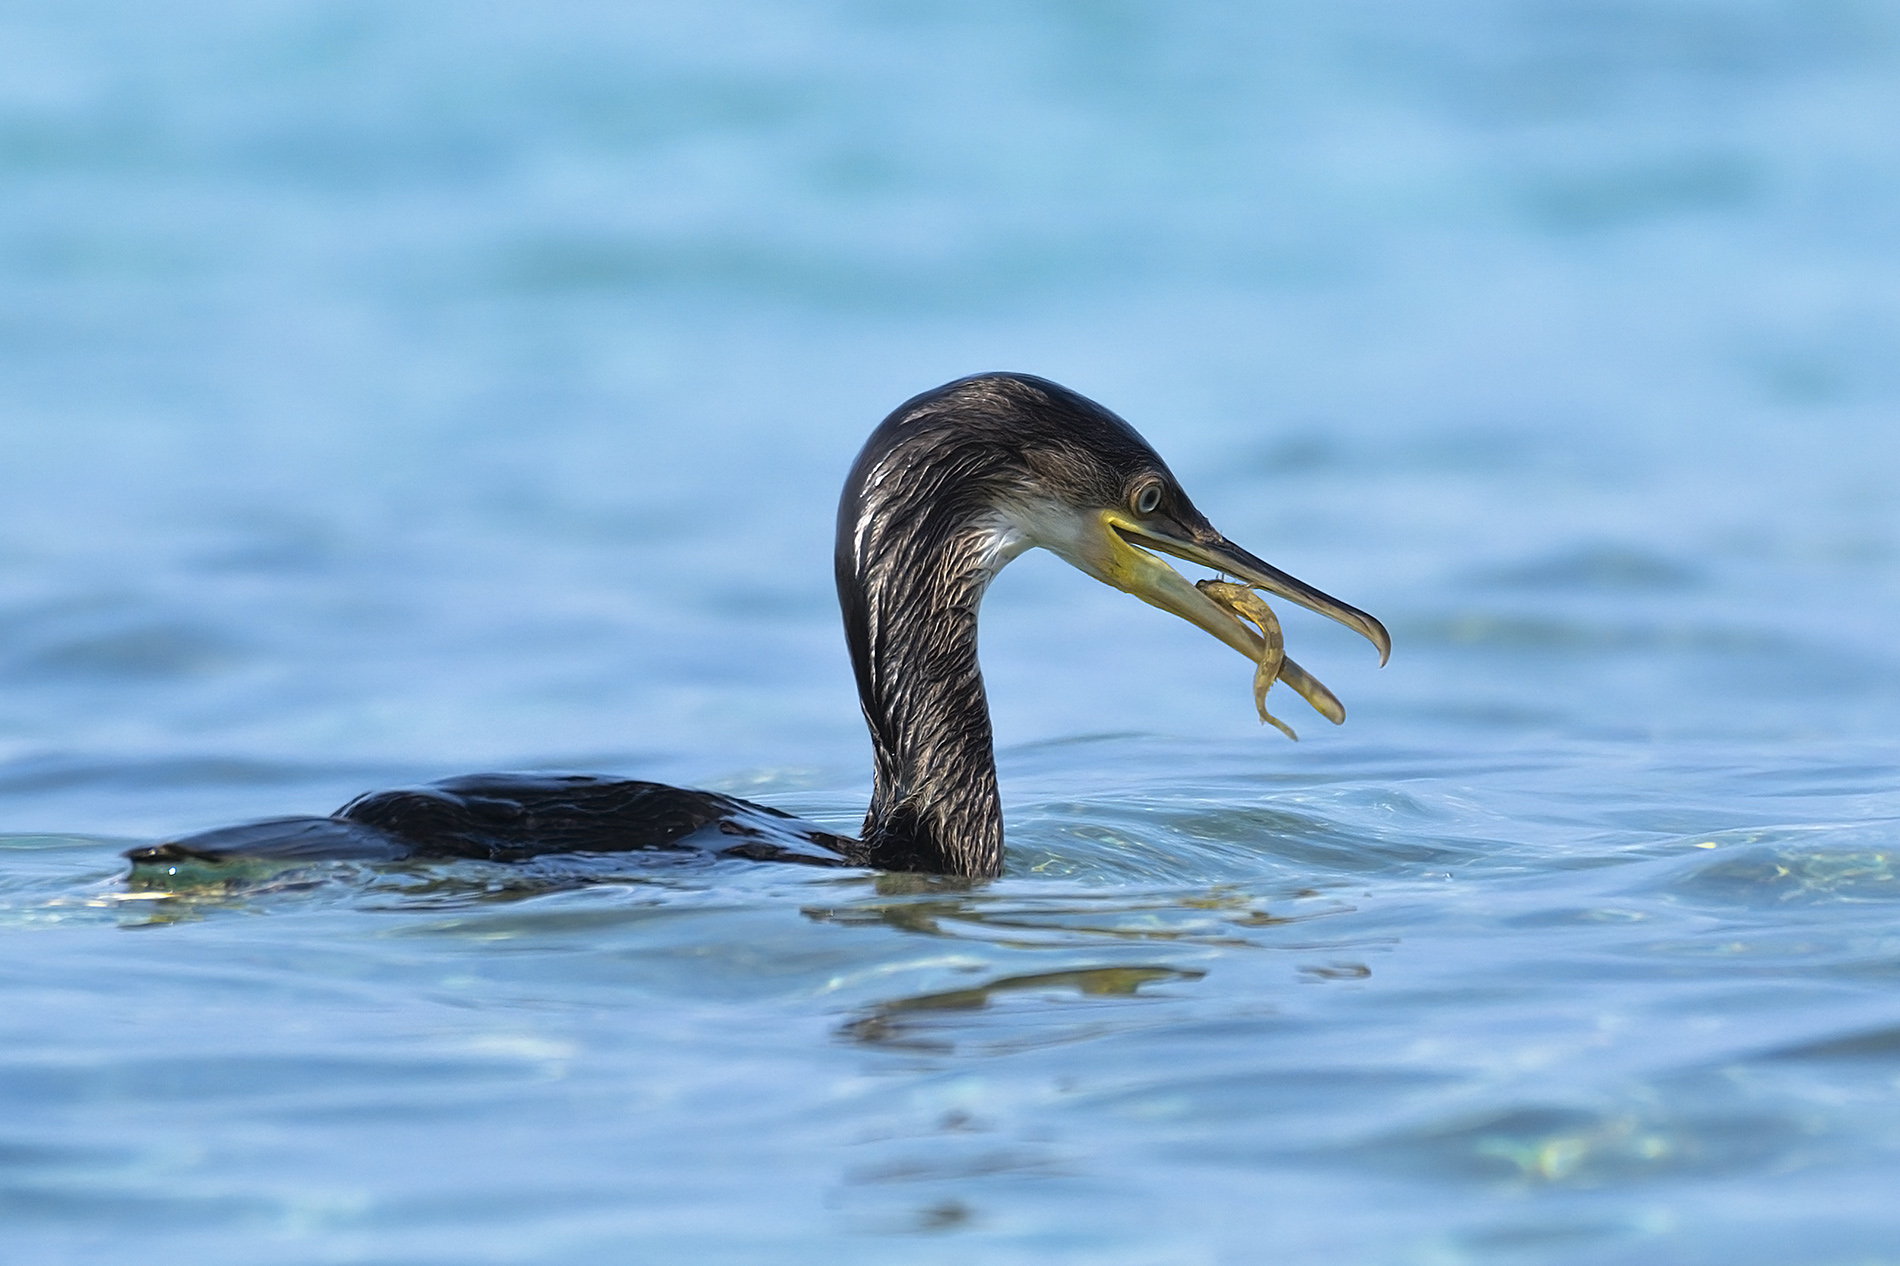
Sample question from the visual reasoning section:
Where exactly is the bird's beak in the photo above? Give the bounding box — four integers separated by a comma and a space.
1062, 509, 1390, 724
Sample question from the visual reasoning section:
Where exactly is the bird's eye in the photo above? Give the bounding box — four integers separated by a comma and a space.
1133, 483, 1163, 515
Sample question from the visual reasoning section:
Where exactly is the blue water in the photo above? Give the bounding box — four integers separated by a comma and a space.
5, 2, 1900, 1261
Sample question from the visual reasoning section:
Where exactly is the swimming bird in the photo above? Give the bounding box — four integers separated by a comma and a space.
126, 373, 1389, 880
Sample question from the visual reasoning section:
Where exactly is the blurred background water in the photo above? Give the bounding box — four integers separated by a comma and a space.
3, 1, 1899, 1262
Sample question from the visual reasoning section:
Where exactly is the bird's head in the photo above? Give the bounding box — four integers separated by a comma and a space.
838, 372, 1389, 726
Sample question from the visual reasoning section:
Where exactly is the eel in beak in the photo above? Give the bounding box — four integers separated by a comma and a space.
1038, 501, 1390, 729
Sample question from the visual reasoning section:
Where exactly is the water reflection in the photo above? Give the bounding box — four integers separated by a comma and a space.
803, 884, 1344, 949
841, 965, 1205, 1053
1356, 1101, 1807, 1188
52, 846, 722, 927
1662, 837, 1900, 908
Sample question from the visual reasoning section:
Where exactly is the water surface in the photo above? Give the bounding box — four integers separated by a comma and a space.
4, 2, 1899, 1262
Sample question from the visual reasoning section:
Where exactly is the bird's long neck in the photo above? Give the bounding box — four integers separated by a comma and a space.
836, 444, 1025, 878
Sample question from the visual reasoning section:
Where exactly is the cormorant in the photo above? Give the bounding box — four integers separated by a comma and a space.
126, 373, 1389, 880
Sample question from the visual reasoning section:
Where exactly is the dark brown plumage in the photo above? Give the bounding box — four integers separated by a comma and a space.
127, 373, 1387, 880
